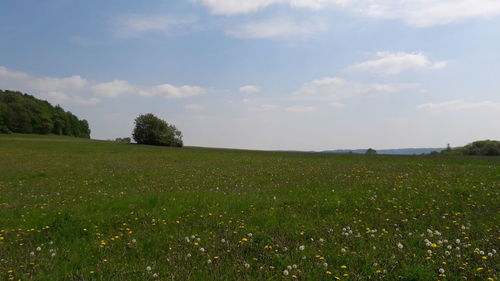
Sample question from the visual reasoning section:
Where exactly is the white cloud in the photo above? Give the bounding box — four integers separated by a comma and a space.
29, 76, 89, 92
43, 92, 100, 105
196, 0, 346, 14
295, 76, 410, 101
248, 104, 280, 111
346, 52, 447, 75
197, 0, 500, 26
141, 84, 207, 99
351, 0, 500, 27
1, 66, 206, 106
92, 80, 136, 97
184, 104, 205, 110
417, 99, 500, 113
196, 0, 283, 15
239, 85, 261, 94
226, 17, 328, 39
328, 102, 345, 108
286, 105, 317, 112
0, 66, 29, 80
113, 14, 197, 38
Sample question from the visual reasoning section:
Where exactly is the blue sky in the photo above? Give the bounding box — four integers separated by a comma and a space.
1, 0, 500, 150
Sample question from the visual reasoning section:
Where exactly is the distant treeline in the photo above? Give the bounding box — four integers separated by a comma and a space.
441, 140, 500, 156
0, 90, 91, 138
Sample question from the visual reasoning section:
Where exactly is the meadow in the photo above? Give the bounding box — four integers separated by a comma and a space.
0, 134, 498, 281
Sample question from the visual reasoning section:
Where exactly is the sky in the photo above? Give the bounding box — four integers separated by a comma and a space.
1, 0, 500, 150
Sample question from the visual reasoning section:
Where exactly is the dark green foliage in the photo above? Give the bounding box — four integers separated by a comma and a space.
365, 148, 377, 155
132, 113, 183, 147
443, 140, 500, 156
0, 90, 90, 138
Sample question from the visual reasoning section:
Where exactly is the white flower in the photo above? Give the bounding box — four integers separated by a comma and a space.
196, 237, 201, 242
30, 252, 35, 256
200, 248, 205, 252
319, 238, 325, 243
283, 270, 289, 276
341, 248, 347, 253
51, 252, 56, 257
292, 264, 297, 269
36, 247, 42, 251
146, 266, 152, 272
186, 253, 192, 258
191, 235, 195, 239
492, 249, 497, 254
323, 262, 328, 268
397, 243, 403, 249
221, 239, 226, 243
185, 237, 190, 242
299, 245, 305, 251
445, 251, 450, 256
152, 273, 158, 278
244, 263, 250, 269
132, 239, 137, 243
427, 250, 432, 254
480, 251, 485, 255
207, 259, 212, 264
455, 239, 460, 244
287, 265, 292, 270
438, 268, 445, 274
488, 252, 493, 257
247, 233, 253, 237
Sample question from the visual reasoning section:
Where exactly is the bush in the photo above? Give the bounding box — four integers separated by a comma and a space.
115, 137, 131, 144
132, 113, 183, 147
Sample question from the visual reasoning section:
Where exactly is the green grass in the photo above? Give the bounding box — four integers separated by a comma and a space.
0, 134, 498, 281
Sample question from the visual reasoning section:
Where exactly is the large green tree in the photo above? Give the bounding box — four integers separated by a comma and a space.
132, 113, 183, 147
0, 90, 91, 138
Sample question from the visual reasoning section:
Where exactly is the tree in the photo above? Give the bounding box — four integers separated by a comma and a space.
132, 113, 183, 147
365, 148, 377, 155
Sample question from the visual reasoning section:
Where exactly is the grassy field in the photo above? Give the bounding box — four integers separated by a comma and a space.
0, 134, 498, 281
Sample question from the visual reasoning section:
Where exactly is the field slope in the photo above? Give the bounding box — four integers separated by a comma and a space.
0, 134, 498, 281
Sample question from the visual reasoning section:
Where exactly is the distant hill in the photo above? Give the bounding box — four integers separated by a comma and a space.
0, 90, 90, 138
322, 148, 445, 155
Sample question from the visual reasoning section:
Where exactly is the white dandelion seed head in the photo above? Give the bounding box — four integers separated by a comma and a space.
247, 233, 253, 237
152, 273, 158, 278
323, 262, 328, 268
287, 265, 292, 270
146, 266, 152, 272
30, 252, 35, 256
244, 263, 250, 269
438, 268, 445, 274
292, 264, 297, 269
132, 239, 137, 243
187, 253, 192, 258
36, 247, 42, 251
51, 253, 56, 257
207, 259, 212, 264
221, 239, 226, 243
200, 248, 205, 252
283, 270, 289, 276
397, 243, 403, 249
299, 245, 305, 251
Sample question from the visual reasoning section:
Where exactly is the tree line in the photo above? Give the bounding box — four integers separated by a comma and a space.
0, 90, 91, 138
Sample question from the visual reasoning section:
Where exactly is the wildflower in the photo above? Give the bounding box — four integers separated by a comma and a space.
146, 266, 152, 272
397, 243, 403, 249
30, 252, 35, 256
132, 238, 137, 243
244, 263, 250, 269
51, 253, 56, 257
186, 253, 192, 258
152, 273, 158, 278
36, 247, 42, 251
200, 248, 205, 252
292, 264, 297, 269
283, 270, 289, 276
455, 239, 461, 244
340, 265, 347, 269
439, 268, 445, 274
247, 233, 253, 237
299, 245, 305, 251
323, 262, 328, 268
207, 259, 212, 264
341, 248, 347, 253
287, 265, 292, 270
221, 239, 226, 243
